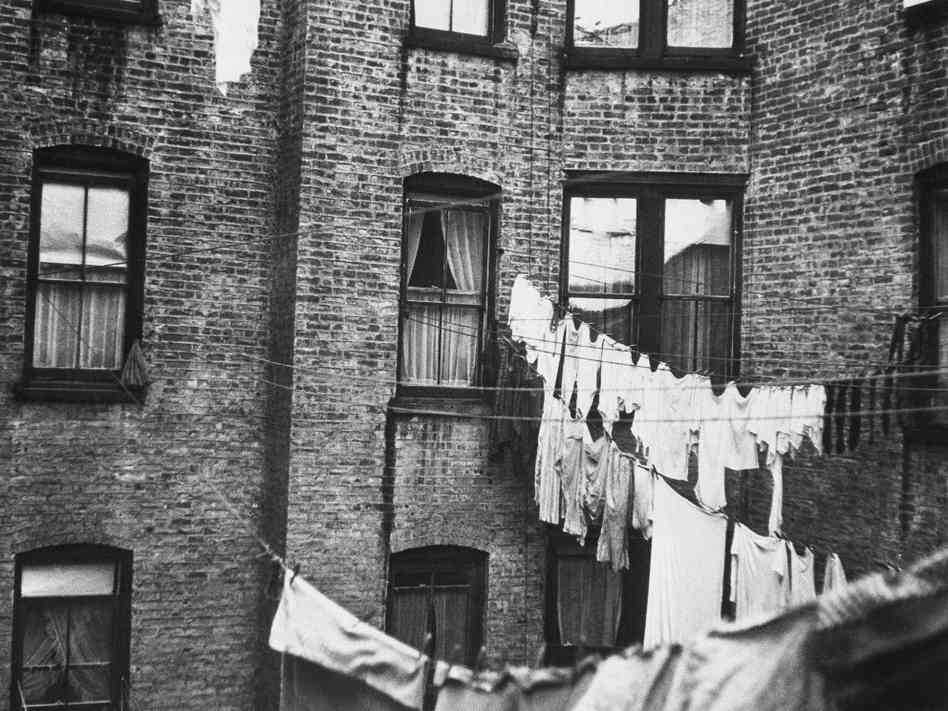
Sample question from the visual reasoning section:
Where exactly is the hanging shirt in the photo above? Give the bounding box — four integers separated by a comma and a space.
631, 461, 655, 540
646, 370, 701, 481
596, 443, 633, 571
789, 384, 827, 455
822, 553, 847, 592
508, 275, 554, 360
597, 339, 633, 437
787, 545, 817, 606
582, 435, 611, 524
696, 383, 757, 510
575, 329, 605, 420
643, 477, 727, 648
729, 523, 789, 622
269, 573, 428, 710
535, 395, 569, 525
560, 417, 588, 545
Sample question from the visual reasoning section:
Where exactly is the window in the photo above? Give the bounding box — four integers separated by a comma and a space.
566, 0, 747, 70
563, 173, 743, 376
386, 547, 486, 665
408, 0, 513, 59
35, 0, 157, 23
544, 531, 649, 665
12, 545, 132, 711
399, 174, 496, 393
23, 147, 147, 401
914, 165, 948, 433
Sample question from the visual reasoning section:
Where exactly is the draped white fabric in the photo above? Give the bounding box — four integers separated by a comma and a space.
404, 210, 425, 285
402, 207, 485, 386
33, 284, 125, 369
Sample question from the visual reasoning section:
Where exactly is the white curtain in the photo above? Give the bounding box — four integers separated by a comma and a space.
452, 0, 489, 35
404, 210, 425, 284
34, 284, 125, 369
401, 302, 440, 384
443, 209, 485, 293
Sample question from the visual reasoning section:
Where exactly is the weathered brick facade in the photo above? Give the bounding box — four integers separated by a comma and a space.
0, 0, 946, 709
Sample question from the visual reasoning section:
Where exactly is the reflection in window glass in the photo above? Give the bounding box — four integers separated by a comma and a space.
568, 197, 637, 294
663, 198, 731, 296
569, 297, 634, 346
667, 0, 733, 48
573, 0, 639, 48
414, 0, 489, 36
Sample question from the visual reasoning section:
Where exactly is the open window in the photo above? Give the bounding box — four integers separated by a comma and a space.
21, 147, 147, 402
399, 174, 497, 395
566, 0, 748, 71
562, 173, 743, 377
12, 545, 132, 711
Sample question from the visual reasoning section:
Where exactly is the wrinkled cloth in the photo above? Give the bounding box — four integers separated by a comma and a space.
269, 573, 427, 710
767, 452, 784, 535
597, 339, 633, 436
512, 663, 597, 711
643, 477, 727, 648
597, 443, 633, 571
280, 654, 410, 711
662, 603, 828, 711
695, 383, 758, 510
191, 0, 261, 94
822, 553, 847, 593
536, 396, 569, 525
788, 545, 817, 607
646, 370, 701, 481
561, 418, 589, 544
575, 329, 605, 420
433, 666, 519, 711
490, 341, 544, 476
631, 462, 654, 540
729, 523, 788, 621
508, 275, 555, 359
572, 645, 682, 711
582, 436, 611, 523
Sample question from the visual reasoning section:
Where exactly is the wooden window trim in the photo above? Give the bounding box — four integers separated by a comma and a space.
564, 0, 750, 73
396, 173, 498, 399
19, 146, 147, 404
34, 0, 159, 25
561, 171, 745, 379
407, 0, 514, 59
11, 545, 133, 711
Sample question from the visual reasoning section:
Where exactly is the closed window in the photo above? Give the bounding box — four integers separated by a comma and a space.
563, 174, 743, 376
568, 0, 745, 69
386, 546, 486, 665
400, 174, 496, 392
12, 546, 132, 711
411, 0, 504, 42
35, 0, 157, 23
23, 147, 147, 399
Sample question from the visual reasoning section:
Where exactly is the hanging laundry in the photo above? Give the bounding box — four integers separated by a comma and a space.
509, 661, 598, 711
191, 0, 261, 95
643, 477, 727, 648
728, 523, 788, 621
572, 644, 683, 711
631, 461, 655, 540
647, 370, 702, 482
848, 378, 863, 451
767, 452, 784, 536
822, 553, 847, 592
280, 655, 411, 711
597, 338, 633, 437
490, 340, 544, 477
268, 573, 427, 710
596, 443, 633, 571
696, 382, 758, 510
581, 435, 611, 524
432, 665, 519, 711
661, 604, 828, 711
787, 544, 817, 606
535, 395, 569, 525
508, 275, 555, 361
575, 327, 605, 420
560, 417, 589, 545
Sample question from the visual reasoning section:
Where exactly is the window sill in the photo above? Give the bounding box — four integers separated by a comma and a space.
389, 390, 491, 416
34, 0, 160, 26
564, 48, 753, 74
405, 28, 519, 62
14, 378, 145, 404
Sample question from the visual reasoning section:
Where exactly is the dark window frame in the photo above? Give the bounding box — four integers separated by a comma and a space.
564, 0, 750, 72
20, 146, 148, 404
34, 0, 159, 25
386, 546, 487, 666
397, 173, 499, 400
11, 544, 133, 711
910, 164, 948, 440
406, 0, 517, 61
561, 171, 745, 379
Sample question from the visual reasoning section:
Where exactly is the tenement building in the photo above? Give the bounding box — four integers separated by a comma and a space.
0, 0, 946, 707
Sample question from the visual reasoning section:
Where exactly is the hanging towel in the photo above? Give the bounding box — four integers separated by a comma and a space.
787, 545, 817, 607
822, 553, 847, 593
643, 477, 727, 648
269, 573, 427, 710
729, 523, 788, 622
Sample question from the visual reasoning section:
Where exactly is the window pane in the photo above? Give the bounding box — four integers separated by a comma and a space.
933, 189, 948, 302
69, 667, 112, 704
389, 588, 429, 652
21, 562, 116, 597
569, 197, 637, 294
21, 668, 65, 705
667, 0, 733, 48
86, 187, 129, 282
32, 282, 82, 368
661, 298, 730, 372
414, 0, 450, 30
569, 297, 634, 346
22, 602, 68, 669
433, 588, 471, 661
402, 302, 440, 384
452, 0, 489, 35
439, 306, 479, 385
664, 199, 731, 296
39, 182, 85, 278
573, 0, 639, 48
78, 285, 126, 369
69, 599, 114, 664
443, 209, 485, 293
